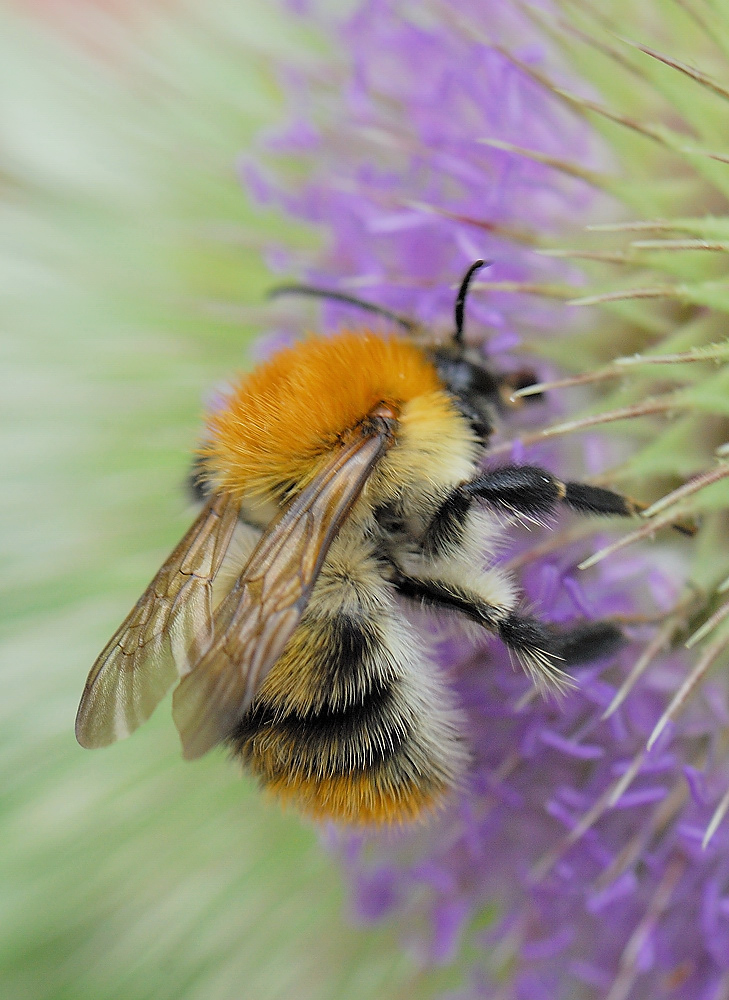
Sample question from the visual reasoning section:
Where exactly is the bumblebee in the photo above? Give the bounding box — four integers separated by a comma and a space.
77, 261, 646, 825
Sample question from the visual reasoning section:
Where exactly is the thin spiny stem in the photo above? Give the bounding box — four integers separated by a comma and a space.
511, 367, 622, 398
604, 855, 685, 1000
478, 137, 616, 190
569, 284, 681, 306
603, 619, 680, 718
573, 750, 648, 832
647, 630, 729, 750
495, 43, 729, 165
512, 686, 539, 712
615, 342, 729, 365
589, 216, 729, 237
494, 45, 665, 145
537, 247, 629, 263
504, 523, 599, 571
578, 506, 694, 571
531, 758, 679, 884
596, 783, 688, 888
703, 784, 729, 848
640, 464, 729, 518
559, 397, 682, 434
403, 200, 541, 245
607, 750, 650, 807
587, 219, 677, 232
470, 279, 574, 299
532, 750, 652, 882
551, 2, 654, 80
681, 145, 729, 165
514, 355, 728, 405
530, 775, 626, 883
619, 36, 729, 104
513, 342, 729, 399
687, 599, 729, 648
631, 238, 729, 251
555, 0, 622, 36
495, 45, 671, 143
489, 395, 680, 457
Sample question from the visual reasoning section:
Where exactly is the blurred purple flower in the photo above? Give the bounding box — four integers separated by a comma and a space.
244, 1, 729, 997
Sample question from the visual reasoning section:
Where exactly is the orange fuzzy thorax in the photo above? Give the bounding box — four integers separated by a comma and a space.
204, 331, 443, 498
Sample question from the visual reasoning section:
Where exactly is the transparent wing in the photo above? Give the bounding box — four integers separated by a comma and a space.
75, 491, 241, 748
172, 430, 389, 760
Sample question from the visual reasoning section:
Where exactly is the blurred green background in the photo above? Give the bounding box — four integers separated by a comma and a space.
0, 3, 426, 997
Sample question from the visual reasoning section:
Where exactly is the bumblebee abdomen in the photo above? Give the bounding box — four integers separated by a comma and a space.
229, 673, 464, 825
228, 529, 467, 825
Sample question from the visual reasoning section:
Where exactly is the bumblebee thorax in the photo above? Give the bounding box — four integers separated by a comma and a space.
203, 331, 452, 499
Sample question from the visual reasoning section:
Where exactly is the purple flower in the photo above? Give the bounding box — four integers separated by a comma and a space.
245, 1, 729, 996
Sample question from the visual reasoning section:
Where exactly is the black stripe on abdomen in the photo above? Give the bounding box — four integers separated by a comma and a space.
257, 609, 402, 718
228, 678, 414, 781
303, 613, 397, 708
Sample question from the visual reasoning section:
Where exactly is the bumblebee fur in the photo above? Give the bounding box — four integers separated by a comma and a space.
192, 334, 624, 824
77, 263, 642, 826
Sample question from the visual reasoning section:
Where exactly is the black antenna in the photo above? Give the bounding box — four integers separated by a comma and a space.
454, 259, 491, 347
268, 284, 417, 333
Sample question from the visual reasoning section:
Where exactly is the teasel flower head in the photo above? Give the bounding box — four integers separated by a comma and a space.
250, 1, 729, 996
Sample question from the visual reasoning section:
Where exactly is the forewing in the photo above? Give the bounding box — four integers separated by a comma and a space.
172, 431, 389, 760
75, 491, 241, 748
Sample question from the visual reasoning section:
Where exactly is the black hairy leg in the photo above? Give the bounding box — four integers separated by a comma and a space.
392, 571, 623, 687
419, 465, 648, 557
548, 619, 624, 666
498, 612, 623, 668
420, 464, 695, 560
392, 572, 504, 630
462, 465, 694, 536
463, 465, 646, 521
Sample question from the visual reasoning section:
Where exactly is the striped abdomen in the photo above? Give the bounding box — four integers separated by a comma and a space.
228, 530, 467, 825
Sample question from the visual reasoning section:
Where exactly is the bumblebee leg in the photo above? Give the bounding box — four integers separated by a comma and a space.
461, 465, 643, 521
546, 619, 624, 665
417, 466, 644, 558
393, 571, 622, 685
188, 455, 211, 502
464, 466, 696, 536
